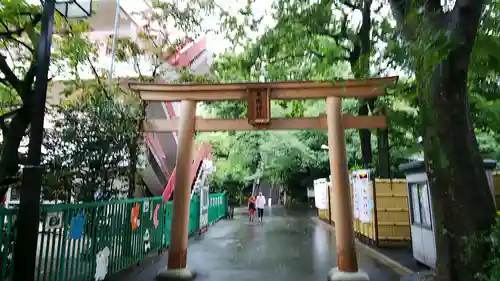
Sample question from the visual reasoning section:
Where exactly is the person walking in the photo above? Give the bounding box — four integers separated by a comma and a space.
248, 196, 256, 222
256, 192, 266, 223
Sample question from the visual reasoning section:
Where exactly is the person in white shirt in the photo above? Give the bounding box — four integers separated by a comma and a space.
255, 192, 266, 222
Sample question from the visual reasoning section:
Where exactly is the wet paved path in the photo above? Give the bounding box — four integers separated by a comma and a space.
123, 207, 401, 281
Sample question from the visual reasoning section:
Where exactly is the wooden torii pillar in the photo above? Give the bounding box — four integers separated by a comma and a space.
130, 77, 397, 281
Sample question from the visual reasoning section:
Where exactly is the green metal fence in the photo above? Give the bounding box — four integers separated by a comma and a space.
0, 207, 16, 281
0, 193, 227, 281
208, 193, 227, 225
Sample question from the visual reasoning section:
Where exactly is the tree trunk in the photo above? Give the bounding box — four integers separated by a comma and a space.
421, 55, 496, 281
352, 0, 374, 169
419, 3, 495, 281
377, 129, 390, 178
127, 137, 138, 199
358, 104, 372, 168
386, 2, 495, 279
0, 108, 30, 196
353, 0, 391, 174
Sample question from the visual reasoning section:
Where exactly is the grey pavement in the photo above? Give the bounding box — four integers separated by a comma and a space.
122, 207, 401, 281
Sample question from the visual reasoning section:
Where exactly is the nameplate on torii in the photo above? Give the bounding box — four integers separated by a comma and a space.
247, 88, 271, 125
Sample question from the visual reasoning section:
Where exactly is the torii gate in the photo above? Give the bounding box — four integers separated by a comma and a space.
129, 77, 397, 281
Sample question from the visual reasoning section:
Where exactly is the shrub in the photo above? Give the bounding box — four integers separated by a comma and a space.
469, 212, 500, 281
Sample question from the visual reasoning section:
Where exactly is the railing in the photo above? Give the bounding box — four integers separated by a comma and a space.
0, 193, 227, 281
208, 193, 227, 225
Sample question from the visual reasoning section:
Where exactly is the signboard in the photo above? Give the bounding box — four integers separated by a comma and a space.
247, 88, 271, 124
313, 178, 329, 209
352, 175, 361, 219
199, 160, 213, 229
200, 186, 209, 229
351, 169, 373, 223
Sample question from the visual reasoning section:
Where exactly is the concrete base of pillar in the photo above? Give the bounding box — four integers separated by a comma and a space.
327, 267, 369, 281
156, 267, 197, 281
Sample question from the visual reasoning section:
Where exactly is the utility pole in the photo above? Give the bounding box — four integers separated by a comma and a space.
13, 1, 55, 281
108, 0, 121, 84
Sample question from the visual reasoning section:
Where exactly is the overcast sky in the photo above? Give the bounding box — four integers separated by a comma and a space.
23, 0, 273, 54
118, 0, 274, 55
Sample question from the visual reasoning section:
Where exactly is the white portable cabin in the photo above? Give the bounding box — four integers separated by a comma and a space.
399, 159, 497, 268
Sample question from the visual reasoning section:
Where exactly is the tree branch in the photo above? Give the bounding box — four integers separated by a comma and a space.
388, 0, 410, 26
61, 16, 109, 96
338, 0, 360, 10
425, 0, 444, 13
313, 12, 351, 58
308, 50, 325, 58
0, 14, 41, 52
389, 0, 455, 37
10, 37, 33, 52
0, 107, 22, 120
0, 55, 22, 96
0, 14, 42, 37
0, 117, 7, 135
452, 0, 486, 50
0, 30, 34, 52
23, 62, 36, 89
373, 2, 384, 14
0, 104, 30, 188
0, 107, 23, 137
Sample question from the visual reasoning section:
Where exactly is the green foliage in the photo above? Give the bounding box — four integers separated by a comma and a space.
42, 84, 144, 201
464, 212, 500, 281
0, 0, 100, 191
202, 0, 500, 204
110, 0, 249, 81
202, 0, 408, 197
382, 2, 500, 163
1, 0, 246, 196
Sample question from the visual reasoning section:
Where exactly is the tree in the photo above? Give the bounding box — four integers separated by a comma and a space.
111, 0, 256, 82
42, 83, 144, 202
467, 2, 500, 164
383, 3, 500, 165
205, 38, 378, 200
225, 0, 400, 172
0, 0, 99, 198
0, 0, 250, 201
387, 1, 496, 280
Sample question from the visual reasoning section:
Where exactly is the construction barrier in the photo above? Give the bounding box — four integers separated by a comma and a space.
370, 179, 411, 246
318, 208, 329, 222
321, 179, 411, 247
321, 175, 500, 248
